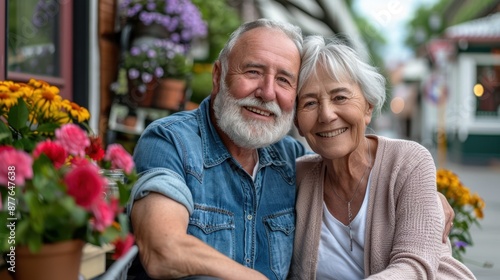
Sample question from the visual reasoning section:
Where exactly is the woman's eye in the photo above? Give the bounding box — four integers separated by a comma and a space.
302, 100, 317, 108
333, 96, 348, 102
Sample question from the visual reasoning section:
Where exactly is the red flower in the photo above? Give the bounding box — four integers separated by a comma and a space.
33, 140, 68, 168
0, 145, 15, 153
104, 144, 135, 174
64, 164, 105, 209
86, 136, 105, 161
112, 233, 135, 260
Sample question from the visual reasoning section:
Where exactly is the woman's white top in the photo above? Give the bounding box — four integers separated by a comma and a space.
316, 173, 372, 280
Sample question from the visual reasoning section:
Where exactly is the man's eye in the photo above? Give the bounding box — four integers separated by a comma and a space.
247, 70, 260, 75
277, 77, 291, 85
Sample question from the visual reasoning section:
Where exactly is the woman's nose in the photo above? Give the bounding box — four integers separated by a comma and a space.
318, 103, 338, 123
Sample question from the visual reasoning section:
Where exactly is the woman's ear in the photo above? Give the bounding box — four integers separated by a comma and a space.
365, 102, 374, 125
366, 102, 374, 115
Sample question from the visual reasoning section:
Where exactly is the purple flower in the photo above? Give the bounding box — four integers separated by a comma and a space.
128, 68, 140, 79
146, 2, 156, 11
130, 47, 141, 56
146, 49, 157, 58
141, 72, 153, 83
119, 0, 207, 45
453, 241, 468, 249
154, 67, 164, 77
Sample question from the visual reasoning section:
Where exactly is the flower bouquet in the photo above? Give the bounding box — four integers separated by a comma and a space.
436, 168, 485, 262
0, 79, 136, 258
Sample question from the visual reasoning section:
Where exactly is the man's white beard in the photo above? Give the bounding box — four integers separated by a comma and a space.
213, 81, 294, 149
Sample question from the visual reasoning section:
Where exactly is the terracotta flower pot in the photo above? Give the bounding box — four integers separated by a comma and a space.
127, 77, 159, 108
14, 240, 85, 280
153, 78, 187, 111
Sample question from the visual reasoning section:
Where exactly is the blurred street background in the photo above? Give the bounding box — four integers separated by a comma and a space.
2, 0, 499, 279
445, 161, 500, 279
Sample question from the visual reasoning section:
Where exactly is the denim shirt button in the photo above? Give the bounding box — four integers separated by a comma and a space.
245, 258, 251, 263
246, 214, 253, 220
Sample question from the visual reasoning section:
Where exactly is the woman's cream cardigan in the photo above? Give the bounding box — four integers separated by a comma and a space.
288, 135, 475, 279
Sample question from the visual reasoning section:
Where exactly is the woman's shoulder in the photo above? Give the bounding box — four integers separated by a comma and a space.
375, 135, 431, 157
296, 154, 322, 183
296, 154, 322, 170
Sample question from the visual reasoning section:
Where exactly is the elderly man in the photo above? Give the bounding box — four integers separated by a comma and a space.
129, 19, 306, 280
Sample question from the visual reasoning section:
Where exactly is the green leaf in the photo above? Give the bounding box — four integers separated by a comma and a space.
0, 120, 13, 144
7, 98, 29, 130
36, 122, 60, 133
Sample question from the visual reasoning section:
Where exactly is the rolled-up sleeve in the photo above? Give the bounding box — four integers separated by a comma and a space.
127, 167, 194, 215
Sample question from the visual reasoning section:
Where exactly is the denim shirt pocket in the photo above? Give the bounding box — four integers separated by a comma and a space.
264, 209, 295, 279
188, 205, 235, 259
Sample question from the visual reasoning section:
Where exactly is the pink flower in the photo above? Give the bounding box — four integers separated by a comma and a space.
104, 144, 135, 174
64, 164, 105, 209
91, 198, 118, 232
55, 123, 90, 157
33, 140, 68, 168
112, 233, 135, 260
0, 148, 33, 186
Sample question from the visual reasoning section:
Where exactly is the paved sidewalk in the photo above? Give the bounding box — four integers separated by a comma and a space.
444, 161, 500, 279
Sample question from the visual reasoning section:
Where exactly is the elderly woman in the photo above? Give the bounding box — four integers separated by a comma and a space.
289, 35, 475, 280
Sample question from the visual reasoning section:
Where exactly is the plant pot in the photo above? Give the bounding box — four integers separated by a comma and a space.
127, 77, 159, 108
13, 239, 85, 280
153, 78, 187, 111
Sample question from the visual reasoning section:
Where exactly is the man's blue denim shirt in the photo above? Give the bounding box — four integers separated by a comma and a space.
128, 97, 308, 280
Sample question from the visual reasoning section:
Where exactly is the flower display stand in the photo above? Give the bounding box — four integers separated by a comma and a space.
81, 243, 115, 279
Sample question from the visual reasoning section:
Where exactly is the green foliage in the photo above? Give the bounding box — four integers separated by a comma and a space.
191, 0, 242, 62
404, 0, 451, 50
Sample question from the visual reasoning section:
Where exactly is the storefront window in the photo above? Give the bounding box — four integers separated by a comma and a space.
7, 0, 60, 77
475, 65, 500, 117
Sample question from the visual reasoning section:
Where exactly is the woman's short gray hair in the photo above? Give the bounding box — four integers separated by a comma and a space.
217, 18, 303, 78
298, 35, 386, 116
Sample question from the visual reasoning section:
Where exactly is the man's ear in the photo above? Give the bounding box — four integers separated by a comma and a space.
211, 61, 222, 96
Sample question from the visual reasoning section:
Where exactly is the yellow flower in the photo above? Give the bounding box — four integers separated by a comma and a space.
32, 84, 63, 118
436, 168, 485, 261
0, 82, 22, 109
62, 100, 90, 122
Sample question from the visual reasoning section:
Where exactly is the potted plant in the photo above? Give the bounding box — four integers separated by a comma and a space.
117, 0, 207, 109
0, 79, 136, 280
122, 38, 192, 109
436, 168, 485, 262
118, 0, 207, 48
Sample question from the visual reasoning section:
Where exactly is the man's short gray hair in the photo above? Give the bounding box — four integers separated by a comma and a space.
217, 18, 303, 79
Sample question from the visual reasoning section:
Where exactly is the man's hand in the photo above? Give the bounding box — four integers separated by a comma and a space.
438, 192, 455, 243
